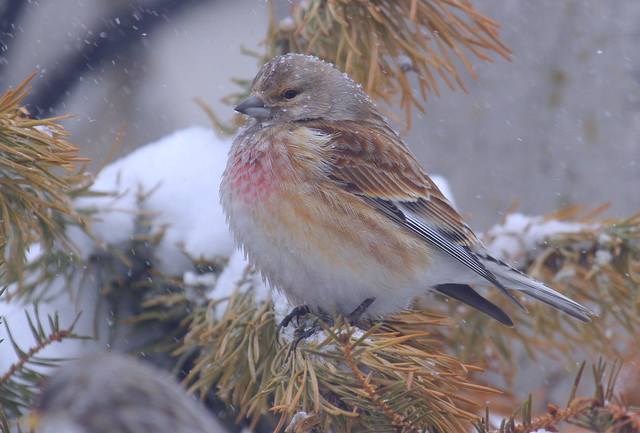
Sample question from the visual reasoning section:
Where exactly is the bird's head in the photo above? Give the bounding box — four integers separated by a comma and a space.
235, 53, 378, 123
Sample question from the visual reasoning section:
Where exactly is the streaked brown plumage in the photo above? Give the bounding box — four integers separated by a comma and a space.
221, 53, 594, 326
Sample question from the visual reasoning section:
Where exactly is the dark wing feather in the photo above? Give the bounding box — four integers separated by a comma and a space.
434, 283, 513, 326
304, 119, 524, 309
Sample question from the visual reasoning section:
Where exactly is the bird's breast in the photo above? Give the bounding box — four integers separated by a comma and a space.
223, 145, 281, 206
220, 126, 434, 315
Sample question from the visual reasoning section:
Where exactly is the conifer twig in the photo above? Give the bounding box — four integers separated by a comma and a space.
0, 314, 79, 386
0, 74, 89, 286
0, 308, 86, 416
478, 359, 638, 433
339, 333, 412, 431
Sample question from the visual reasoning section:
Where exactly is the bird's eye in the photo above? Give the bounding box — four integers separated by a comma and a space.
282, 89, 299, 99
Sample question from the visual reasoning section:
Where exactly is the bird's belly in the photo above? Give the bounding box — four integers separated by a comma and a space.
226, 185, 433, 317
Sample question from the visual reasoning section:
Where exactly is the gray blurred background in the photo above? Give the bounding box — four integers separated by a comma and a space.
2, 0, 638, 230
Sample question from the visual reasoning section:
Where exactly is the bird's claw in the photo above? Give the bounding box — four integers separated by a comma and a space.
289, 321, 322, 354
281, 299, 375, 354
280, 307, 331, 355
278, 304, 311, 330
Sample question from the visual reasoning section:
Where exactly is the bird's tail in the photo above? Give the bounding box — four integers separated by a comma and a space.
479, 254, 594, 322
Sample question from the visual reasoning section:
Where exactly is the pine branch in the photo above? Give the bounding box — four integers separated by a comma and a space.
179, 275, 494, 433
0, 409, 11, 433
0, 324, 74, 386
339, 332, 413, 431
0, 74, 89, 286
477, 360, 639, 433
434, 208, 640, 373
0, 307, 85, 416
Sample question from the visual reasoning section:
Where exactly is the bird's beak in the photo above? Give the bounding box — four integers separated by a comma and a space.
234, 95, 271, 119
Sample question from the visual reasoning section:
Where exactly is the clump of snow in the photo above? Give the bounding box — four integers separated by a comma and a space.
34, 125, 53, 136
285, 412, 313, 433
71, 127, 235, 275
598, 232, 612, 244
1, 127, 235, 370
486, 416, 555, 433
431, 174, 457, 209
278, 16, 295, 32
553, 265, 576, 282
484, 213, 591, 262
25, 242, 44, 262
595, 249, 613, 266
271, 288, 294, 326
183, 271, 218, 287
208, 249, 271, 318
397, 54, 413, 71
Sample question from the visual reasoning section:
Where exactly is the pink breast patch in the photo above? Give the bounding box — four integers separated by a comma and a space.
228, 153, 279, 205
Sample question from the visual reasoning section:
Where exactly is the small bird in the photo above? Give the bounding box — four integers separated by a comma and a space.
221, 53, 593, 327
31, 352, 228, 433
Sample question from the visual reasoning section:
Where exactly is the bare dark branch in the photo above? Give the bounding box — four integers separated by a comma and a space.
26, 0, 213, 117
0, 0, 28, 78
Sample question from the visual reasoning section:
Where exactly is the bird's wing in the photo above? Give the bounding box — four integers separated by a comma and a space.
304, 120, 522, 306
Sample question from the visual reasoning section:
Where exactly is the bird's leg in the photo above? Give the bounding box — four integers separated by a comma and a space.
347, 297, 376, 325
316, 307, 334, 327
278, 304, 311, 330
289, 299, 375, 354
285, 308, 336, 354
290, 321, 322, 353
